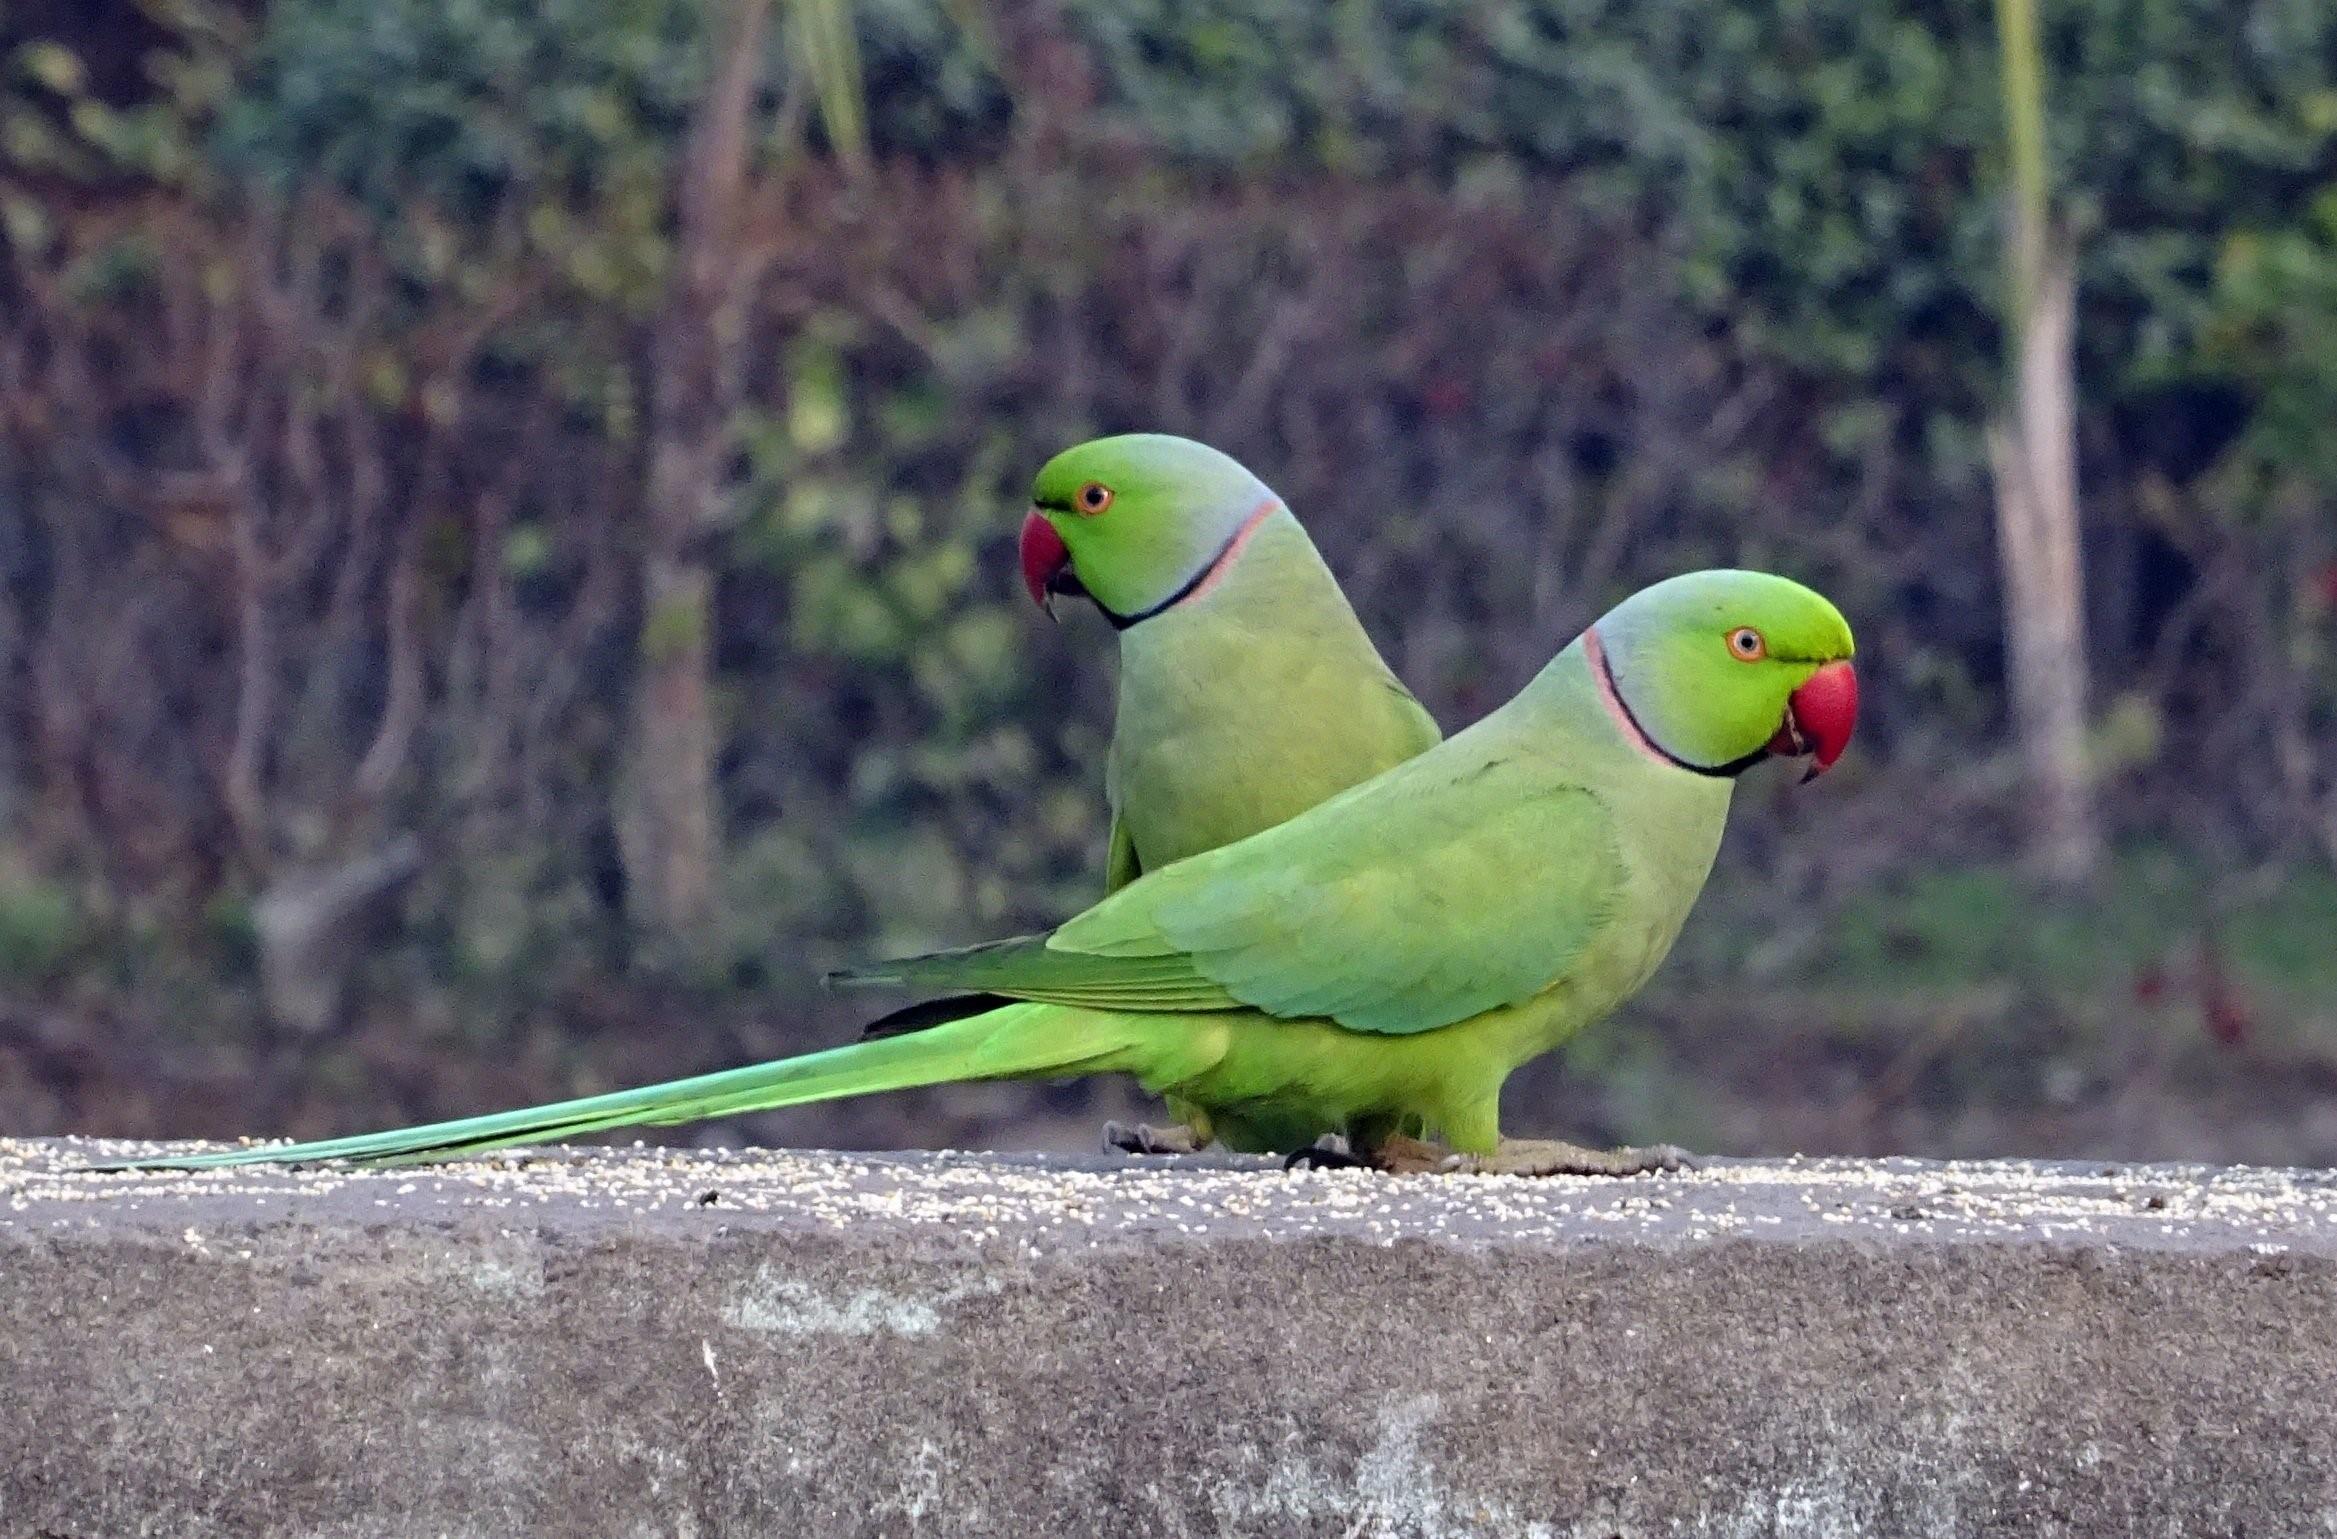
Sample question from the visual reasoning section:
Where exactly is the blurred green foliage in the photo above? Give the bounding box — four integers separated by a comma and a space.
0, 0, 2334, 1154
215, 0, 704, 207
2204, 188, 2337, 495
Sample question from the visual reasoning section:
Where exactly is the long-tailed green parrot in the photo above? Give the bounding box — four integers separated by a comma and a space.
100, 569, 1855, 1178
873, 433, 1443, 1155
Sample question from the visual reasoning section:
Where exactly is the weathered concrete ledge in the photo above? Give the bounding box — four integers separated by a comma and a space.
6, 1137, 2337, 1537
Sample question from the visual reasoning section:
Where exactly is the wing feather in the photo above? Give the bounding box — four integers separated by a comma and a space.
836, 745, 1625, 1039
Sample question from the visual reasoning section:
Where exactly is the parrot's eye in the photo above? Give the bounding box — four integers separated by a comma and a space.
1727, 626, 1767, 661
1075, 482, 1114, 515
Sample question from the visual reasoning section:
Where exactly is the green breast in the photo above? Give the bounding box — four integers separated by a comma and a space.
1106, 513, 1440, 875
1551, 675, 1735, 1023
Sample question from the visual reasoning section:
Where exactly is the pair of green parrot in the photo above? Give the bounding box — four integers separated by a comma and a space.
112, 435, 1855, 1177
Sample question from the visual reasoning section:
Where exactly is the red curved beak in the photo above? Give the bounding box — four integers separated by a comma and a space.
1767, 659, 1858, 783
1019, 510, 1073, 617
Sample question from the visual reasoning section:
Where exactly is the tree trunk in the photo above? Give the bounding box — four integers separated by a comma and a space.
624, 0, 773, 946
1988, 236, 2101, 887
1990, 0, 2100, 888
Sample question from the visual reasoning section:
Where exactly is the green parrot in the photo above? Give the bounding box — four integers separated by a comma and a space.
1016, 432, 1441, 891
875, 433, 1444, 1156
100, 569, 1855, 1178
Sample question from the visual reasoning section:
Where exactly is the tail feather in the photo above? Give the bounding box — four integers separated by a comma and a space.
857, 991, 1016, 1041
89, 1003, 1136, 1171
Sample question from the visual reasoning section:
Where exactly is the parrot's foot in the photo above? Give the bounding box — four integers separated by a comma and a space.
1370, 1134, 1698, 1178
1102, 1120, 1205, 1157
1281, 1134, 1359, 1171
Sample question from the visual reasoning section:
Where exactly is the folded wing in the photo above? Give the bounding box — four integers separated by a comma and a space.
835, 750, 1624, 1038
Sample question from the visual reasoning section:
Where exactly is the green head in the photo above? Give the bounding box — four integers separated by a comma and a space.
1587, 569, 1859, 780
1020, 434, 1280, 624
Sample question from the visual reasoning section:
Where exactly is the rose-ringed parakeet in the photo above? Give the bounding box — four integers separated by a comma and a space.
879, 434, 1442, 1155
1017, 433, 1441, 890
99, 569, 1855, 1177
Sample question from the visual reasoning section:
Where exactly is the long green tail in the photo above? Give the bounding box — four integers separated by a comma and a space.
89, 1003, 1131, 1171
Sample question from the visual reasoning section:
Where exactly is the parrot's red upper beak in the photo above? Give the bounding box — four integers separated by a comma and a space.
1766, 659, 1858, 782
1019, 509, 1077, 617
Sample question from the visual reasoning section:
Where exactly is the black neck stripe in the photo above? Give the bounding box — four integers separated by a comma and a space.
1096, 503, 1276, 631
1589, 629, 1768, 779
1098, 554, 1218, 632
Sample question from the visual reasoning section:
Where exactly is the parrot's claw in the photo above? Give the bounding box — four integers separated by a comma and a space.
1281, 1134, 1359, 1171
1369, 1134, 1699, 1178
1103, 1120, 1205, 1157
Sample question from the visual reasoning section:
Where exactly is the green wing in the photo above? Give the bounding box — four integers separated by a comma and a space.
1103, 813, 1142, 893
836, 749, 1624, 1037
1381, 671, 1443, 758
840, 933, 1240, 1012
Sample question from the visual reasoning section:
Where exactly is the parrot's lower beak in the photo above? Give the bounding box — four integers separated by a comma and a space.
1766, 659, 1859, 783
1019, 510, 1080, 619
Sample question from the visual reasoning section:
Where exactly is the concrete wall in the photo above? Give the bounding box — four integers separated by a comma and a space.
5, 1137, 2336, 1537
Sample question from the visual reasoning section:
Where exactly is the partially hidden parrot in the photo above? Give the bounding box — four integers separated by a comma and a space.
1016, 432, 1441, 890
871, 433, 1443, 1156
99, 569, 1855, 1178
